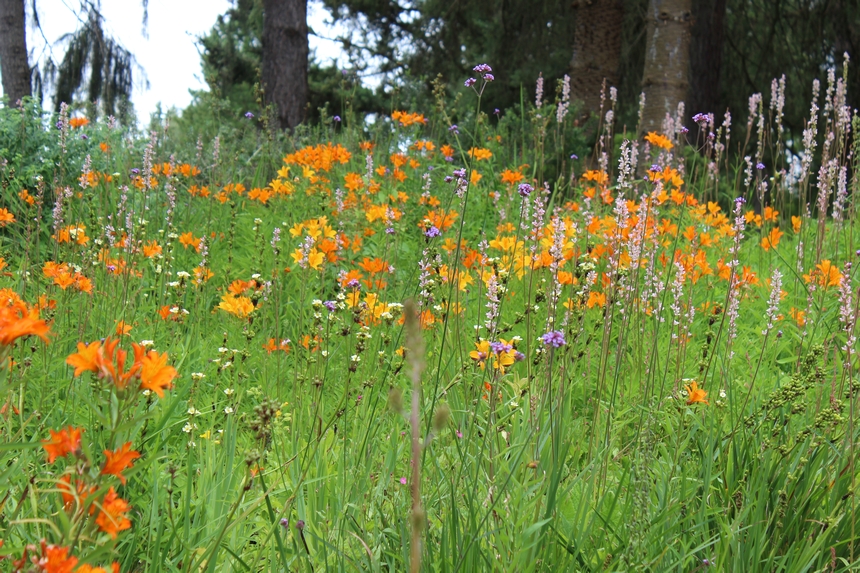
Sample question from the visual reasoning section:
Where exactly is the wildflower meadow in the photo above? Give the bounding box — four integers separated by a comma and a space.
0, 62, 859, 572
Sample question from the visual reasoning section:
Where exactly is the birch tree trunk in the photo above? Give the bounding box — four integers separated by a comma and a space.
640, 0, 692, 134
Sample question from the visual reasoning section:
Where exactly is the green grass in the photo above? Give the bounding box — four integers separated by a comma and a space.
0, 85, 858, 572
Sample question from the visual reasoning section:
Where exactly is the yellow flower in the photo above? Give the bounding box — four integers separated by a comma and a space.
218, 293, 255, 318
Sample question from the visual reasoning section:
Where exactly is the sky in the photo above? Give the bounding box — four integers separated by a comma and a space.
15, 0, 346, 122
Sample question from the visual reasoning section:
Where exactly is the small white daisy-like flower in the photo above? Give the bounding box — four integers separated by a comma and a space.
187, 407, 202, 416
191, 372, 206, 380
176, 271, 191, 278
224, 388, 234, 396
224, 406, 234, 414
139, 340, 155, 347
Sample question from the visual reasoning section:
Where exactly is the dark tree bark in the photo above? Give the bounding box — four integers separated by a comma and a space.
569, 0, 623, 119
261, 0, 308, 129
0, 0, 31, 105
688, 0, 726, 123
640, 0, 692, 134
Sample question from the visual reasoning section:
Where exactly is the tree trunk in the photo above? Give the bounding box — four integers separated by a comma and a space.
640, 0, 692, 134
569, 0, 623, 119
0, 0, 31, 105
261, 0, 308, 129
688, 0, 726, 125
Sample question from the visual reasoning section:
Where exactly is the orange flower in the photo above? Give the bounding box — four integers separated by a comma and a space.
179, 232, 202, 251
101, 442, 140, 484
440, 144, 455, 159
644, 131, 673, 150
358, 257, 388, 274
67, 340, 102, 376
0, 208, 15, 226
218, 293, 255, 318
264, 338, 291, 353
69, 117, 89, 128
390, 110, 425, 127
42, 426, 83, 463
115, 321, 132, 336
343, 172, 364, 192
500, 169, 524, 185
76, 564, 120, 573
36, 542, 78, 573
468, 147, 492, 161
0, 300, 51, 347
139, 350, 177, 398
96, 487, 132, 539
142, 240, 162, 258
420, 209, 458, 232
586, 291, 606, 308
685, 381, 708, 405
58, 475, 97, 514
761, 227, 783, 251
791, 215, 802, 233
97, 338, 144, 390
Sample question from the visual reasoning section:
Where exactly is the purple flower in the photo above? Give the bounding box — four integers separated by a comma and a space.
80, 134, 88, 140
347, 279, 361, 289
692, 113, 707, 124
489, 341, 512, 354
444, 176, 454, 183
296, 520, 305, 530
473, 64, 492, 74
518, 183, 533, 198
570, 154, 578, 160
445, 156, 454, 162
333, 115, 341, 122
55, 120, 63, 130
464, 77, 477, 88
448, 124, 459, 134
649, 164, 661, 172
756, 162, 765, 170
323, 300, 337, 312
494, 108, 500, 115
130, 168, 140, 175
679, 126, 689, 134
280, 518, 289, 528
425, 226, 441, 238
483, 73, 495, 82
541, 330, 566, 348
245, 111, 254, 119
514, 351, 525, 362
400, 477, 407, 485
385, 227, 396, 235
453, 168, 466, 179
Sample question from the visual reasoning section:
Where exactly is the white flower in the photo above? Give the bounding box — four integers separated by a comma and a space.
176, 271, 191, 278
321, 350, 329, 357
187, 407, 201, 416
191, 372, 206, 380
139, 340, 155, 347
218, 347, 229, 354
224, 388, 234, 396
350, 355, 361, 363
224, 406, 234, 414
